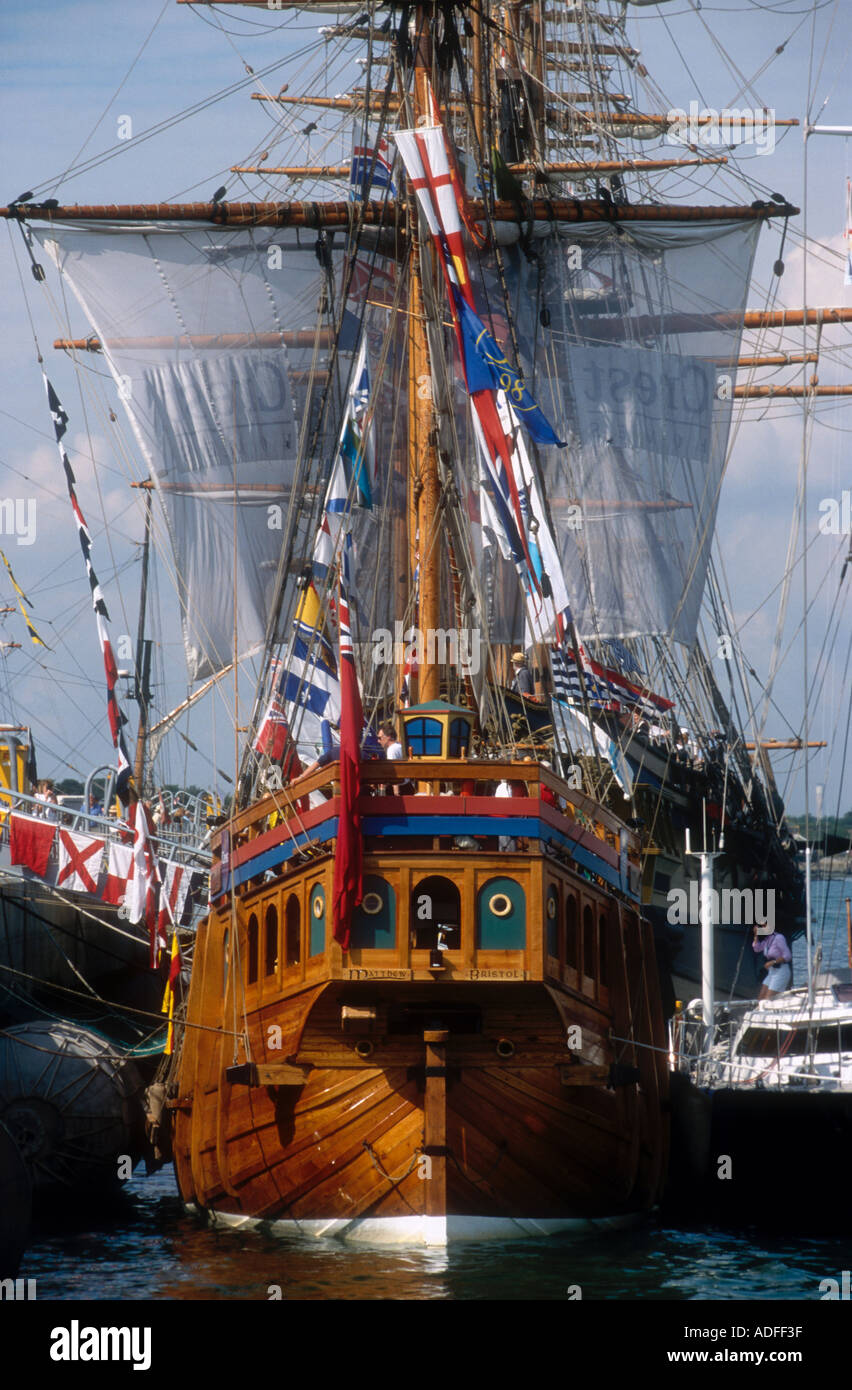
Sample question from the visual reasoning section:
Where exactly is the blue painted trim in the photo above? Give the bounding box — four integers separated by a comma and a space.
232, 811, 636, 900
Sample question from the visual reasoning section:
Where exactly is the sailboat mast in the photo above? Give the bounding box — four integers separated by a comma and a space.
132, 482, 153, 791
407, 11, 441, 705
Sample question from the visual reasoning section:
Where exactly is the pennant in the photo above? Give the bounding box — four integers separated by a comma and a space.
160, 930, 182, 1056
332, 553, 363, 950
42, 375, 133, 805
10, 814, 56, 877
0, 551, 49, 648
102, 840, 133, 905
56, 829, 104, 894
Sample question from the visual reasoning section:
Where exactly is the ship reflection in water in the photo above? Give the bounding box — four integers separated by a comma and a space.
16, 1166, 847, 1302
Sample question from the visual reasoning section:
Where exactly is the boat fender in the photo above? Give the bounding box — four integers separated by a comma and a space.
143, 1082, 171, 1168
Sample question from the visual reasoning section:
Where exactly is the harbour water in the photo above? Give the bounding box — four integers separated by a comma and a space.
13, 880, 852, 1308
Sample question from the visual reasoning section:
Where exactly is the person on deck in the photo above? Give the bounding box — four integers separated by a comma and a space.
752, 921, 792, 1000
377, 721, 403, 760
377, 721, 411, 794
511, 651, 534, 696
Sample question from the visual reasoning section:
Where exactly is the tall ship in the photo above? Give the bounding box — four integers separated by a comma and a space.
7, 0, 847, 1238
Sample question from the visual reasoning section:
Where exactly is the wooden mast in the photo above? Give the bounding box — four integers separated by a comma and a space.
131, 482, 153, 791
408, 7, 441, 705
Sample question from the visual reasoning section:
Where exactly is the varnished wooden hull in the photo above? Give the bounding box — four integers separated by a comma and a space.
174, 948, 668, 1242
173, 761, 669, 1244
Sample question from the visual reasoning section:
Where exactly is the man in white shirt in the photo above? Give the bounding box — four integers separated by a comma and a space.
378, 722, 403, 759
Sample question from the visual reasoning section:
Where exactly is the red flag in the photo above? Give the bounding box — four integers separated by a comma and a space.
10, 814, 56, 877
254, 666, 302, 780
332, 576, 363, 949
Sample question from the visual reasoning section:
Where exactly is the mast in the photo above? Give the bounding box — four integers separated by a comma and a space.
132, 482, 153, 792
406, 7, 441, 705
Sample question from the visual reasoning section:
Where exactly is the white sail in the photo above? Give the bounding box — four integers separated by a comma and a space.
37, 225, 346, 680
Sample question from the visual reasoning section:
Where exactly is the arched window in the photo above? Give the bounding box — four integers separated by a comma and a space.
565, 896, 578, 969
546, 885, 560, 960
599, 911, 609, 987
285, 895, 301, 966
476, 877, 525, 950
405, 717, 443, 757
351, 875, 396, 949
247, 913, 259, 984
265, 904, 278, 976
448, 718, 471, 758
583, 905, 595, 982
411, 875, 461, 951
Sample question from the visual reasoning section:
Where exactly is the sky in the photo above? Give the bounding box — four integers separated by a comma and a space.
0, 0, 850, 822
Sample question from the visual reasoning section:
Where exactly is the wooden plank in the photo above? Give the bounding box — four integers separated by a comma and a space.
254, 1063, 311, 1086
424, 1030, 448, 1217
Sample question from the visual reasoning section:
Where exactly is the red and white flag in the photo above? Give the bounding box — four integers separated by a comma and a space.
56, 829, 105, 895
155, 860, 203, 937
102, 840, 133, 905
10, 814, 56, 877
126, 804, 163, 966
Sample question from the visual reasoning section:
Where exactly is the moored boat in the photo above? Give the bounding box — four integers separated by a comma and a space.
173, 722, 669, 1244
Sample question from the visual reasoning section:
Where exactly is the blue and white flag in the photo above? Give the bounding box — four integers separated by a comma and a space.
453, 288, 565, 447
321, 335, 373, 553
349, 140, 397, 200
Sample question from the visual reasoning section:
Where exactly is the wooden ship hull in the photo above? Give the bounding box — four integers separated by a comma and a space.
173, 757, 669, 1244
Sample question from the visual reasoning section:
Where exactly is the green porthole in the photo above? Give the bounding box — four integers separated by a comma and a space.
309, 885, 325, 957
477, 877, 526, 950
351, 875, 396, 949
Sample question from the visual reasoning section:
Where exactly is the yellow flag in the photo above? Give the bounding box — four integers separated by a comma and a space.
0, 550, 49, 648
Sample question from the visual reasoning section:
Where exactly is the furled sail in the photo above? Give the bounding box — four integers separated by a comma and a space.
37, 225, 344, 680
480, 217, 761, 647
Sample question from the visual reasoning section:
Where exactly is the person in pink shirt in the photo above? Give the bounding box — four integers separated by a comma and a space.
752, 921, 792, 1000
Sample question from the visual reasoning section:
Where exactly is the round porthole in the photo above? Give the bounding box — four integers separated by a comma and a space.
312, 893, 325, 918
489, 892, 512, 917
355, 1039, 374, 1058
546, 896, 557, 920
362, 892, 383, 916
496, 1038, 515, 1058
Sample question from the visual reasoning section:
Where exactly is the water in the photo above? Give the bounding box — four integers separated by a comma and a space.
13, 880, 852, 1306
19, 1177, 850, 1302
